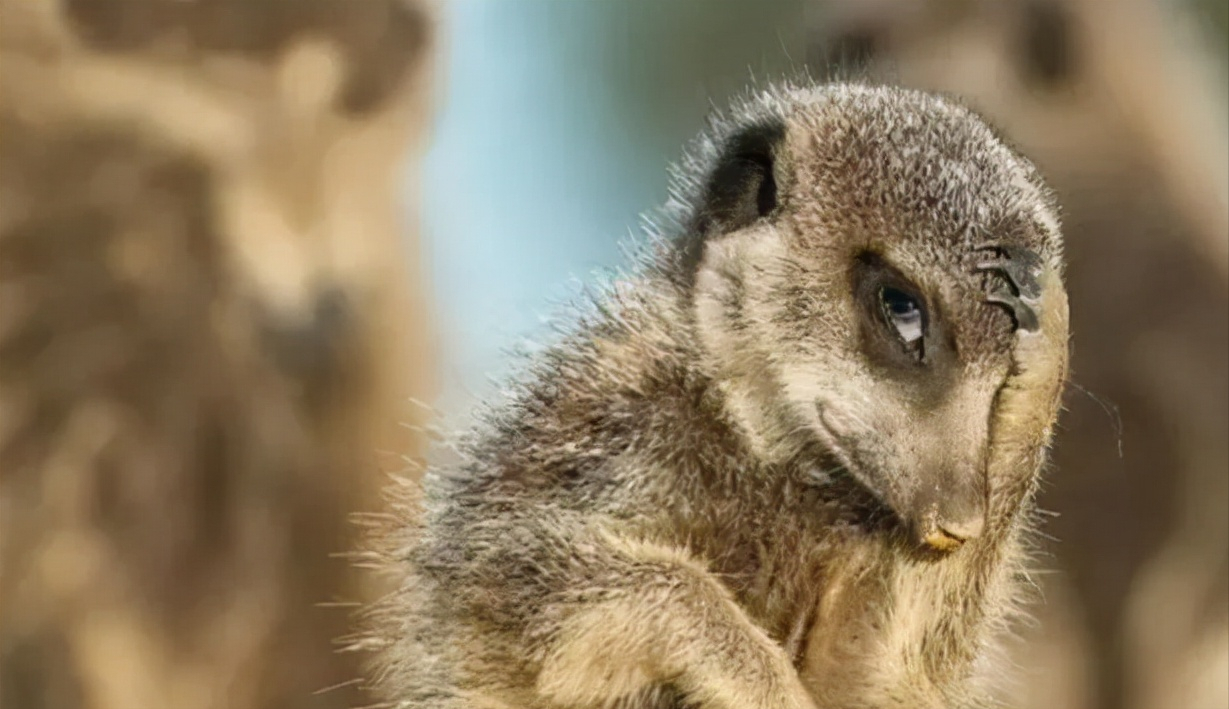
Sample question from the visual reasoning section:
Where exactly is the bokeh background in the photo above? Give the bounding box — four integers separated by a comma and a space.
0, 1, 1225, 709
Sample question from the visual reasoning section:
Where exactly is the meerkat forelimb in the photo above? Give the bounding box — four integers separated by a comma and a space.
534, 530, 816, 709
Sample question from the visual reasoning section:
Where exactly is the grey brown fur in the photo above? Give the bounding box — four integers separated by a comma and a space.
363, 82, 1070, 709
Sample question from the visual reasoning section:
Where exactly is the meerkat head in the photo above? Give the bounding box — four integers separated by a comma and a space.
684, 83, 1064, 553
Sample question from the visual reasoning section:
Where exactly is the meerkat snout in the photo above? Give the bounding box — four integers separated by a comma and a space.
907, 452, 990, 552
916, 479, 988, 552
814, 389, 993, 554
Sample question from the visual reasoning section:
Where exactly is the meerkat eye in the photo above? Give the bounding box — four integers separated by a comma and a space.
879, 287, 925, 347
852, 253, 934, 366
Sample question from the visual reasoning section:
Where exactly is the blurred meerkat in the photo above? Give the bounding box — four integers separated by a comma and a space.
0, 2, 434, 708
363, 82, 1070, 709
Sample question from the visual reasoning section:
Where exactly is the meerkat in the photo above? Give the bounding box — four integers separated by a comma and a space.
362, 81, 1069, 709
0, 2, 434, 708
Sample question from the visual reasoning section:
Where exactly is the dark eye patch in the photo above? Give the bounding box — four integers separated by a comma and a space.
852, 253, 931, 367
850, 253, 959, 407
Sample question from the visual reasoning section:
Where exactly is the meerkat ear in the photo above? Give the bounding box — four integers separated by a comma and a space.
696, 119, 786, 235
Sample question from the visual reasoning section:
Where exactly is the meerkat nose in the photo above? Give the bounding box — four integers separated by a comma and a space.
941, 515, 986, 541
923, 514, 986, 552
923, 529, 965, 552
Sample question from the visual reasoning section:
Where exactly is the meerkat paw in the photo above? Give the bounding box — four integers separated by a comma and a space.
679, 640, 818, 709
702, 678, 818, 709
976, 244, 1043, 333
539, 624, 818, 709
975, 243, 1069, 459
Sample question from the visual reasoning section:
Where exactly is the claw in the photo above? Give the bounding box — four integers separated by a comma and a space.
975, 244, 1044, 333
974, 244, 1043, 300
987, 286, 1040, 332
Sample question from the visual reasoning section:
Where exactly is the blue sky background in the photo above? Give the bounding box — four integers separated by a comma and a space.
417, 1, 806, 415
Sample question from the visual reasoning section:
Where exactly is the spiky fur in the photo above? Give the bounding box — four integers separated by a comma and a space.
359, 81, 1069, 709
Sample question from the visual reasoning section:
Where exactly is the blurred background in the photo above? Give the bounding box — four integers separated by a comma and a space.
0, 1, 1225, 709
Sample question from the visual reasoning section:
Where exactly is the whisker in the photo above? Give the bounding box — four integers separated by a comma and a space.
1067, 379, 1124, 459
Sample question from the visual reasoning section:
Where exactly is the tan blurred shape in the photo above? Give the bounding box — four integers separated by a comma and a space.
808, 1, 1227, 708
0, 1, 436, 708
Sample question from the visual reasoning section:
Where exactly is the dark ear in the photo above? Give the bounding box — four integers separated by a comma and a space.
675, 118, 785, 288
696, 119, 786, 236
